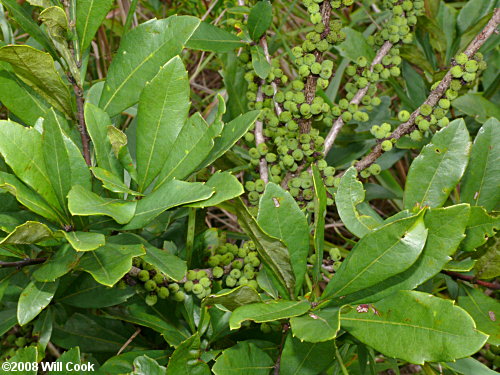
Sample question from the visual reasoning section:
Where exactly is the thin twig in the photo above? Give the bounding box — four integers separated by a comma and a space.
273, 323, 290, 375
69, 76, 92, 166
255, 85, 269, 183
354, 8, 500, 172
323, 41, 393, 155
117, 327, 141, 355
444, 271, 500, 290
0, 258, 46, 268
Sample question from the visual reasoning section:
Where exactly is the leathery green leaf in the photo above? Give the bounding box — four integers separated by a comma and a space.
312, 165, 327, 286
32, 244, 80, 282
229, 300, 310, 329
62, 231, 105, 252
234, 198, 295, 297
335, 166, 381, 238
123, 180, 213, 230
203, 285, 262, 312
166, 333, 209, 375
136, 56, 190, 191
76, 0, 114, 52
404, 119, 471, 210
460, 206, 499, 252
258, 182, 309, 298
67, 185, 137, 224
187, 171, 244, 208
78, 241, 145, 286
460, 118, 500, 212
0, 221, 53, 245
212, 342, 274, 375
290, 307, 340, 343
341, 290, 488, 364
17, 280, 59, 325
280, 336, 336, 375
322, 211, 427, 300
186, 21, 246, 52
0, 120, 64, 216
458, 286, 500, 345
142, 244, 187, 282
91, 167, 143, 196
0, 45, 72, 116
99, 16, 200, 117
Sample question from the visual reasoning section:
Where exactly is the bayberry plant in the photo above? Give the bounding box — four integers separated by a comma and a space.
0, 0, 499, 374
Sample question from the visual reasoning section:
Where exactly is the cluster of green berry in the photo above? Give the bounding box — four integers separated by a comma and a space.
1, 325, 34, 360
481, 345, 500, 369
306, 247, 343, 280
130, 258, 186, 306
205, 241, 261, 289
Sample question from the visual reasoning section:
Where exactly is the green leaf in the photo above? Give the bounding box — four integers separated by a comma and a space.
32, 308, 52, 352
250, 44, 270, 79
155, 113, 217, 189
51, 313, 148, 352
257, 182, 309, 297
404, 119, 471, 210
0, 346, 38, 375
0, 172, 59, 223
48, 347, 82, 375
105, 301, 190, 347
0, 221, 53, 245
339, 204, 470, 305
97, 351, 170, 375
234, 198, 295, 297
247, 0, 272, 41
186, 21, 246, 52
201, 110, 260, 168
17, 280, 58, 325
42, 109, 72, 214
444, 357, 499, 375
460, 206, 499, 252
474, 236, 500, 279
335, 167, 381, 238
123, 180, 213, 230
0, 68, 50, 125
203, 285, 262, 311
212, 342, 274, 375
453, 94, 500, 124
402, 61, 427, 108
322, 212, 427, 300
0, 45, 72, 116
457, 0, 498, 34
133, 355, 166, 375
221, 53, 248, 118
142, 244, 187, 282
0, 0, 57, 58
57, 273, 135, 308
32, 244, 80, 282
91, 167, 143, 196
340, 290, 488, 364
76, 0, 114, 52
336, 27, 375, 62
0, 309, 17, 336
67, 185, 137, 224
39, 6, 80, 85
279, 336, 336, 375
99, 16, 200, 116
85, 102, 122, 176
229, 300, 310, 329
136, 56, 190, 191
78, 241, 145, 286
107, 125, 138, 181
312, 165, 327, 285
166, 333, 210, 375
0, 120, 64, 216
289, 307, 340, 343
63, 231, 105, 252
458, 286, 500, 345
188, 171, 244, 208
460, 118, 500, 211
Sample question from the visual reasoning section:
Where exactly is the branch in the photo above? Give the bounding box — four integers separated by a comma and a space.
69, 77, 92, 166
323, 41, 393, 155
354, 8, 500, 172
273, 323, 290, 375
255, 86, 269, 183
444, 271, 500, 290
0, 258, 47, 268
300, 0, 331, 134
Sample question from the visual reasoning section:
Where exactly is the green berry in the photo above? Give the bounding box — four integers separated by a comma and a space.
145, 293, 158, 306
213, 266, 224, 278
138, 270, 150, 282
158, 286, 170, 299
192, 284, 204, 295
450, 65, 463, 78
454, 53, 468, 65
368, 164, 381, 175
168, 283, 180, 293
398, 110, 410, 122
173, 291, 186, 302
184, 280, 194, 292
410, 130, 423, 141
438, 98, 450, 109
381, 140, 393, 151
225, 276, 237, 287
420, 104, 432, 116
199, 277, 211, 288
144, 280, 157, 292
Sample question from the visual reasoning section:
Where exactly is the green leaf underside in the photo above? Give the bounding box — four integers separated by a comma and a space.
289, 307, 340, 343
212, 342, 274, 375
